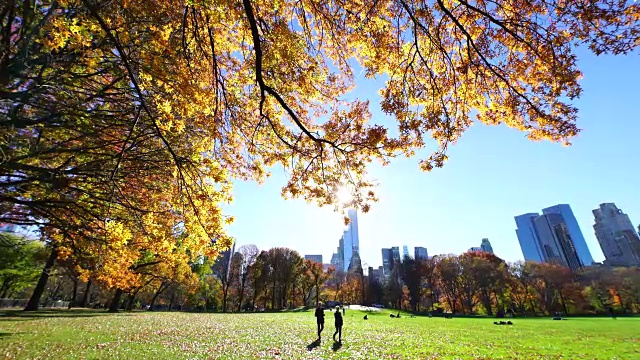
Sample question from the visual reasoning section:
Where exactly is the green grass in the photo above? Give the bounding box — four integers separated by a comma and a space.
0, 308, 638, 359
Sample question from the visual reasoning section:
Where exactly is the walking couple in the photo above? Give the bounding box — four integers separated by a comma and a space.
314, 302, 343, 343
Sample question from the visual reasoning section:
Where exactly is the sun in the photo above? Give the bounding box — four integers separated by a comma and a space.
335, 186, 353, 205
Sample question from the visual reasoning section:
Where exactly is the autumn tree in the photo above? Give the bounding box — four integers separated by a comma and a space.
459, 251, 508, 315
507, 261, 537, 315
419, 256, 440, 311
436, 255, 462, 313
383, 266, 404, 309
400, 256, 425, 311
614, 267, 640, 313
2, 0, 638, 310
235, 244, 259, 311
300, 259, 334, 307
249, 251, 271, 310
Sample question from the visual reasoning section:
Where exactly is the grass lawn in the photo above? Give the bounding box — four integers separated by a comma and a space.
0, 308, 638, 359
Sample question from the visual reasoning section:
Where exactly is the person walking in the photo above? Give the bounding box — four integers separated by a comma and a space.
333, 307, 343, 343
314, 302, 325, 339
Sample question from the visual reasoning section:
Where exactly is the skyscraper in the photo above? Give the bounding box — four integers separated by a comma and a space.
480, 238, 494, 253
543, 204, 594, 266
515, 205, 592, 271
381, 248, 393, 276
330, 237, 344, 271
534, 213, 583, 271
391, 246, 401, 265
305, 255, 323, 264
341, 208, 360, 272
468, 239, 494, 254
402, 245, 410, 259
593, 203, 640, 267
414, 246, 428, 260
515, 213, 545, 262
348, 251, 363, 274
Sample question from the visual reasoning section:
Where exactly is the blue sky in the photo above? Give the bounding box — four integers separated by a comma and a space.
224, 49, 640, 268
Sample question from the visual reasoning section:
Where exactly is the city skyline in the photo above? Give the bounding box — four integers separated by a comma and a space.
236, 198, 639, 269
593, 203, 640, 267
224, 50, 639, 270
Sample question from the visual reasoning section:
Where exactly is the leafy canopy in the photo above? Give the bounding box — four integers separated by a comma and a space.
0, 0, 638, 288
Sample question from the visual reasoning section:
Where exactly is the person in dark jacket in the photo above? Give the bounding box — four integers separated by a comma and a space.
314, 302, 325, 339
333, 307, 343, 342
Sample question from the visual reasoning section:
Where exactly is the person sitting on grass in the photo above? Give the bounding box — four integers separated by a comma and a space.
333, 307, 343, 343
314, 302, 325, 339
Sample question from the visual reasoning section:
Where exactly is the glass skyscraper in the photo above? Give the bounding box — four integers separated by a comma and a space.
515, 204, 593, 270
341, 208, 359, 272
542, 204, 594, 266
381, 248, 393, 276
480, 238, 493, 253
514, 213, 545, 262
414, 246, 428, 260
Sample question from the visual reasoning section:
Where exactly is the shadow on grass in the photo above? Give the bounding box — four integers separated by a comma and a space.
306, 339, 321, 351
0, 332, 13, 338
332, 341, 342, 351
0, 309, 131, 321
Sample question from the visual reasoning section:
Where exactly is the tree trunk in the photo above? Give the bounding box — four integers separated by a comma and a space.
529, 298, 537, 316
49, 281, 62, 302
271, 280, 276, 310
222, 286, 228, 312
237, 275, 246, 312
482, 290, 493, 316
126, 292, 137, 311
251, 284, 258, 310
68, 279, 78, 309
149, 282, 167, 311
79, 280, 92, 307
558, 291, 569, 315
24, 246, 58, 311
0, 279, 12, 298
168, 287, 175, 311
108, 289, 124, 313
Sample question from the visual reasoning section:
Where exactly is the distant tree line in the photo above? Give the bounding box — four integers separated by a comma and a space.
377, 251, 640, 316
3, 230, 639, 315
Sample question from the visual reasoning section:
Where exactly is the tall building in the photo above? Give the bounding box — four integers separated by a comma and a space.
213, 242, 236, 281
515, 213, 545, 262
468, 239, 494, 254
391, 246, 401, 264
381, 248, 393, 276
330, 237, 344, 271
593, 203, 640, 267
348, 251, 363, 274
341, 209, 360, 272
368, 266, 383, 282
543, 204, 594, 266
534, 213, 582, 271
480, 238, 494, 253
305, 255, 323, 264
515, 204, 592, 271
402, 245, 410, 259
414, 246, 428, 260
